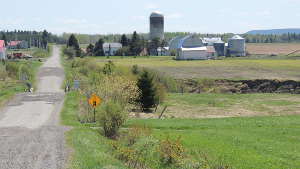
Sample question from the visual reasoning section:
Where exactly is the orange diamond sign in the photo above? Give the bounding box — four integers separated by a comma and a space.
88, 94, 101, 107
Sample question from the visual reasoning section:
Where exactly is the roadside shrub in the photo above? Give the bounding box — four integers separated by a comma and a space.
126, 125, 152, 146
63, 47, 77, 59
159, 136, 185, 166
19, 64, 32, 81
98, 101, 127, 138
131, 65, 139, 75
32, 48, 50, 58
103, 61, 116, 75
95, 75, 139, 107
5, 62, 19, 78
0, 65, 7, 81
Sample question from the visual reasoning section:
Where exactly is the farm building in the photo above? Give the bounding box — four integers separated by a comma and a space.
103, 43, 122, 56
176, 35, 216, 60
150, 12, 164, 40
227, 35, 246, 57
8, 41, 29, 49
0, 40, 6, 60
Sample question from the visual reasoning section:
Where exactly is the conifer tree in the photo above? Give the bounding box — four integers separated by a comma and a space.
94, 38, 105, 56
137, 70, 157, 111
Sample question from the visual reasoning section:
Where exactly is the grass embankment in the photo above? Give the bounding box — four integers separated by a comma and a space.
62, 92, 127, 169
0, 60, 42, 106
63, 92, 300, 169
86, 56, 300, 80
163, 93, 300, 118
127, 116, 300, 169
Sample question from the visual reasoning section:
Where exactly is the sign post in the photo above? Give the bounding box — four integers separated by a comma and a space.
88, 94, 101, 122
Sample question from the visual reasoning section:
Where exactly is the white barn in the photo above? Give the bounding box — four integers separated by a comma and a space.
176, 35, 216, 60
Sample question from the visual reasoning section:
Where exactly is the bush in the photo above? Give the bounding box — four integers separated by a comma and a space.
131, 65, 139, 75
5, 62, 19, 78
63, 47, 76, 59
98, 101, 127, 138
159, 136, 185, 166
103, 61, 116, 75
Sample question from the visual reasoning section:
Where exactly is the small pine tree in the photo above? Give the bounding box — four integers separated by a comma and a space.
67, 34, 81, 57
94, 39, 105, 56
137, 71, 157, 111
67, 34, 80, 49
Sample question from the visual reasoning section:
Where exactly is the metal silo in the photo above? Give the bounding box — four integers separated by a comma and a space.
213, 39, 225, 56
150, 12, 164, 40
228, 35, 246, 57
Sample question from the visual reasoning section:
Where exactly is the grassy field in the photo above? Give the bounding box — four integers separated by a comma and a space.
127, 116, 300, 169
160, 93, 300, 118
246, 43, 300, 55
86, 56, 300, 80
62, 92, 300, 169
62, 48, 300, 168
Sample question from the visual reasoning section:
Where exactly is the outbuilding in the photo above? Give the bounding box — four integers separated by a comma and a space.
103, 43, 122, 56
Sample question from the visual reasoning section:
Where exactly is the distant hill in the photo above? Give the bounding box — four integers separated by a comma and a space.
246, 29, 300, 35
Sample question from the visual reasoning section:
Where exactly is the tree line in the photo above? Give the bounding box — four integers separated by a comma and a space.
0, 30, 63, 48
65, 31, 168, 57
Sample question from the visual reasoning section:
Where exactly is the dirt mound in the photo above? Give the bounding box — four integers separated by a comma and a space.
180, 79, 300, 94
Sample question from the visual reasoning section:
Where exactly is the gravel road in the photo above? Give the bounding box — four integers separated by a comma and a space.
0, 46, 67, 169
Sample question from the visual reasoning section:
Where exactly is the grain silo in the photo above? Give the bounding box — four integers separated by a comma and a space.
150, 12, 164, 40
213, 39, 225, 56
228, 35, 246, 57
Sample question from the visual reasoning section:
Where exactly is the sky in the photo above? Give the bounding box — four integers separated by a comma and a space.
1, 0, 300, 35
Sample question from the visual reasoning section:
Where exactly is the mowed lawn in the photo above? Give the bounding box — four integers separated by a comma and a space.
162, 93, 300, 118
127, 116, 300, 169
89, 56, 300, 80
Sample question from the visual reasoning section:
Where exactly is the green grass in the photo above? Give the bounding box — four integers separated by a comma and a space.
0, 60, 42, 106
61, 92, 127, 169
84, 56, 300, 80
162, 93, 300, 118
126, 116, 300, 169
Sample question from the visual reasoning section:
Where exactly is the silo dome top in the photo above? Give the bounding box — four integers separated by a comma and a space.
230, 35, 244, 40
150, 11, 164, 18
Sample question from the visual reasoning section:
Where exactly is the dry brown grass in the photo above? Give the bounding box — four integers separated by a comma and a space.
247, 43, 300, 55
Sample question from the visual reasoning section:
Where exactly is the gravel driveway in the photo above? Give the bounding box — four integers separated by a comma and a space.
0, 46, 67, 169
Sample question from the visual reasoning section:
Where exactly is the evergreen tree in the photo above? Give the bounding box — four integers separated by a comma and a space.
149, 38, 161, 56
67, 34, 80, 49
41, 30, 49, 49
67, 34, 81, 57
137, 71, 157, 111
129, 31, 143, 56
94, 38, 105, 56
120, 34, 129, 47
